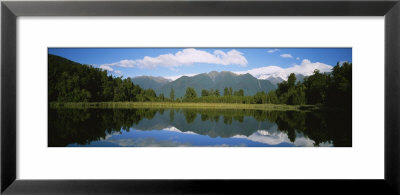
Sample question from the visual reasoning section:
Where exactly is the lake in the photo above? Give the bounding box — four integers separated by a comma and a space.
48, 108, 351, 147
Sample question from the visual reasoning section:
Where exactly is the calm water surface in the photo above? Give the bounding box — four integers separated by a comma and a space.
48, 108, 351, 147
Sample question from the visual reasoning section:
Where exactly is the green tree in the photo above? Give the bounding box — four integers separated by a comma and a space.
159, 93, 165, 101
131, 84, 142, 102
254, 91, 266, 104
209, 89, 215, 96
184, 87, 197, 100
267, 91, 279, 104
234, 89, 244, 96
201, 89, 209, 97
170, 88, 175, 101
275, 73, 307, 105
101, 75, 114, 101
326, 62, 352, 109
143, 89, 157, 101
304, 69, 329, 105
224, 87, 229, 96
215, 89, 220, 97
287, 84, 306, 105
48, 54, 149, 103
113, 77, 126, 101
288, 73, 296, 88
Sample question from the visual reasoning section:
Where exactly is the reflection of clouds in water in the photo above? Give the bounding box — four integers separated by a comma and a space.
106, 137, 193, 147
164, 125, 333, 147
102, 125, 332, 147
292, 132, 332, 147
291, 135, 315, 147
163, 126, 196, 134
102, 128, 250, 147
104, 136, 247, 147
102, 131, 122, 140
207, 143, 247, 147
161, 128, 249, 147
233, 132, 289, 145
235, 130, 333, 147
318, 141, 333, 147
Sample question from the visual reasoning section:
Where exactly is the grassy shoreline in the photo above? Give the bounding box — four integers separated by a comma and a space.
49, 102, 318, 111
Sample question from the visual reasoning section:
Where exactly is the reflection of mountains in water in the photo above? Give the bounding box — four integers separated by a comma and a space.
133, 109, 278, 138
48, 108, 351, 147
159, 126, 331, 147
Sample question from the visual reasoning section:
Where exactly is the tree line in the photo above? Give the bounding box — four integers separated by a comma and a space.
177, 61, 351, 108
277, 61, 352, 108
49, 54, 351, 108
49, 54, 159, 102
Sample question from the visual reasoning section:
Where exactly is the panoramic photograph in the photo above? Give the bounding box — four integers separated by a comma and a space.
48, 48, 352, 147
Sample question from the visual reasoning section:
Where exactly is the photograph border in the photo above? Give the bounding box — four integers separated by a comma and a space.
2, 0, 399, 194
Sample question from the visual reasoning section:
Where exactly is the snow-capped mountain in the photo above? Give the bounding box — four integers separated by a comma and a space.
235, 59, 333, 81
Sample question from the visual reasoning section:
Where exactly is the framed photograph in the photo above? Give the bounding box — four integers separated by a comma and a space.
2, 0, 399, 194
47, 47, 352, 148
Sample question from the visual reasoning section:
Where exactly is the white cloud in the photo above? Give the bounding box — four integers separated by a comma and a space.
99, 65, 113, 71
99, 65, 122, 75
236, 59, 333, 80
267, 49, 279, 53
296, 57, 300, 60
100, 48, 248, 69
280, 53, 293, 58
166, 59, 333, 81
339, 61, 350, 66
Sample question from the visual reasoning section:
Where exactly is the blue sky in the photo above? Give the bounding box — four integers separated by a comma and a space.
48, 48, 352, 79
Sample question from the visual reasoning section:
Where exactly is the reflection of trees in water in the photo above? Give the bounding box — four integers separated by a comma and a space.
49, 108, 351, 147
169, 109, 174, 122
273, 110, 351, 147
223, 116, 232, 125
183, 110, 197, 124
48, 108, 161, 146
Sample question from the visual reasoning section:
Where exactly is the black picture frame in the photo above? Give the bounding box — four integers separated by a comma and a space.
1, 0, 399, 194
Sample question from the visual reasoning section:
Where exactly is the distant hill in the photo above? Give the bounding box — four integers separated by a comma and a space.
132, 71, 277, 98
258, 74, 305, 85
130, 76, 170, 90
295, 74, 305, 83
264, 76, 285, 85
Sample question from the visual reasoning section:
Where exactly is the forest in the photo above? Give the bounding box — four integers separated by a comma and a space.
49, 54, 351, 109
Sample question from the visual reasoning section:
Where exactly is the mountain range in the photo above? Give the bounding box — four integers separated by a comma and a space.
234, 59, 332, 82
129, 76, 170, 90
131, 71, 280, 98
